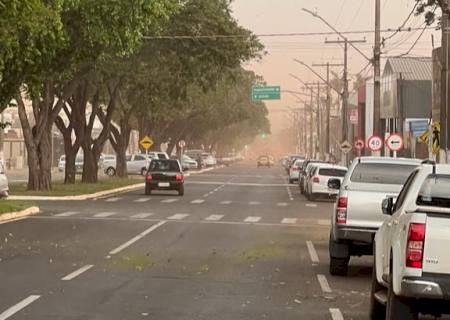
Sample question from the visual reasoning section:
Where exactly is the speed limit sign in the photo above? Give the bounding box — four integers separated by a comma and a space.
367, 135, 383, 152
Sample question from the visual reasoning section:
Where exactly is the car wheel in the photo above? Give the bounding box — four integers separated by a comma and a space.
178, 185, 185, 196
145, 184, 152, 195
309, 193, 316, 201
329, 257, 348, 276
370, 251, 386, 319
106, 167, 116, 176
386, 273, 418, 320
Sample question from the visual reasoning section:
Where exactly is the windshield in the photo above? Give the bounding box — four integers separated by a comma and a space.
417, 175, 450, 207
149, 160, 180, 172
350, 163, 418, 185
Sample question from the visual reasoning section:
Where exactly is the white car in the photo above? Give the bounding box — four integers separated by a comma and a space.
104, 154, 150, 176
371, 161, 450, 319
146, 151, 169, 160
288, 158, 305, 184
201, 153, 216, 167
181, 154, 198, 170
0, 162, 9, 198
305, 163, 347, 200
58, 155, 66, 172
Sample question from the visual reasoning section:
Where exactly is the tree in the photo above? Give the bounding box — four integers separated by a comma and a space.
416, 1, 442, 25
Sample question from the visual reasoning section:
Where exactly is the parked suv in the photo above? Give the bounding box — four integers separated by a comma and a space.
328, 157, 421, 275
370, 161, 450, 319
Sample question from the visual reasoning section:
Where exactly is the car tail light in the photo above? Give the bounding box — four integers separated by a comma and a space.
336, 196, 348, 225
291, 167, 299, 172
312, 176, 320, 183
406, 223, 426, 269
176, 174, 184, 181
146, 174, 153, 181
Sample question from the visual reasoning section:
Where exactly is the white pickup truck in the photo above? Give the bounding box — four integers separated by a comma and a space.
370, 161, 450, 320
328, 157, 421, 275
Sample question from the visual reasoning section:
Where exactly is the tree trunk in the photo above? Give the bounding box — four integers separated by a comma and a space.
81, 146, 99, 183
55, 115, 79, 184
64, 147, 77, 184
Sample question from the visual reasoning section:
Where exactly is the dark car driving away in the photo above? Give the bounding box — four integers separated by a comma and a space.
145, 159, 184, 196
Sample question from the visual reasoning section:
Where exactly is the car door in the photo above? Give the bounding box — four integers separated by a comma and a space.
132, 155, 148, 174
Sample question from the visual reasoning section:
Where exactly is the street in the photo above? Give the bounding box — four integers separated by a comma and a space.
0, 163, 373, 320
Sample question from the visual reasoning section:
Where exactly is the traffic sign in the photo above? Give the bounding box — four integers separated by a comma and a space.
140, 136, 154, 150
340, 140, 352, 154
252, 86, 281, 101
419, 122, 440, 155
178, 140, 186, 148
354, 138, 365, 150
367, 135, 383, 152
386, 133, 403, 152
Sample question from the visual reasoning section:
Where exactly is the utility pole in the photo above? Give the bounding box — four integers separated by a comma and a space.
309, 89, 314, 158
374, 0, 382, 138
312, 62, 344, 159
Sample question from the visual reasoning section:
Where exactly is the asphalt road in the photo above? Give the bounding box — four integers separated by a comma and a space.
0, 162, 375, 320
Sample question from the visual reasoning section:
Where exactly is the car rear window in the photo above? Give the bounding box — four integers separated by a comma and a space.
417, 175, 450, 208
319, 168, 346, 177
149, 160, 180, 172
157, 154, 166, 159
350, 163, 417, 185
294, 160, 304, 167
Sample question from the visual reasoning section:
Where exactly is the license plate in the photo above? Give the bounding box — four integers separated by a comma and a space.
158, 182, 170, 187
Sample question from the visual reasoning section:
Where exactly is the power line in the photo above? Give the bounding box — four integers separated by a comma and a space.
382, 1, 419, 46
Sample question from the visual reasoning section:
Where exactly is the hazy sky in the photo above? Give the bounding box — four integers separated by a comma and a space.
231, 0, 440, 134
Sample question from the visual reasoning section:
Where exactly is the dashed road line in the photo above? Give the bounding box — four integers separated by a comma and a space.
55, 211, 79, 217
105, 197, 120, 202
318, 219, 330, 226
191, 199, 205, 204
167, 213, 189, 220
134, 198, 151, 203
244, 216, 261, 223
306, 241, 320, 264
317, 274, 332, 293
220, 200, 232, 205
61, 265, 94, 281
204, 214, 224, 221
281, 218, 297, 224
0, 295, 41, 320
108, 221, 167, 255
306, 203, 318, 208
131, 213, 154, 219
277, 202, 289, 207
281, 175, 294, 200
248, 201, 261, 205
161, 199, 179, 203
93, 212, 116, 218
329, 308, 344, 320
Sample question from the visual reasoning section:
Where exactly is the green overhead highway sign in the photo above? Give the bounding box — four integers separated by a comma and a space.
252, 86, 281, 101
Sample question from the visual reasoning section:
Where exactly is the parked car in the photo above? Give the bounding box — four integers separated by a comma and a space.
257, 155, 271, 168
181, 154, 198, 170
0, 162, 9, 198
104, 154, 150, 176
75, 155, 84, 174
288, 158, 305, 184
327, 156, 421, 276
299, 159, 325, 194
145, 159, 184, 196
58, 155, 66, 172
146, 151, 169, 160
370, 161, 450, 319
201, 153, 216, 167
305, 163, 347, 201
286, 154, 304, 174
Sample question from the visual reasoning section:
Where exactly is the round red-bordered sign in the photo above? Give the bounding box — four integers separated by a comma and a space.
367, 135, 383, 152
354, 138, 365, 150
386, 133, 403, 152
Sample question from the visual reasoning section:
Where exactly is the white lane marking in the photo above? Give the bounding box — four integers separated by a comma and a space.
281, 218, 297, 224
220, 200, 232, 205
306, 203, 318, 208
306, 241, 320, 264
277, 202, 289, 207
317, 274, 332, 293
134, 198, 151, 203
105, 197, 120, 202
191, 199, 205, 204
167, 214, 189, 220
244, 216, 261, 223
61, 264, 94, 281
93, 212, 116, 218
0, 295, 41, 320
205, 214, 224, 221
55, 211, 79, 217
248, 201, 261, 205
187, 181, 292, 187
281, 175, 295, 200
109, 221, 166, 255
329, 308, 344, 320
0, 217, 28, 225
161, 199, 178, 203
318, 219, 331, 226
131, 213, 153, 219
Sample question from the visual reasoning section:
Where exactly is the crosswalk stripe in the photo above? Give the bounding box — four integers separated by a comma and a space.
161, 199, 179, 203
281, 218, 297, 224
105, 197, 120, 202
191, 199, 205, 204
306, 203, 318, 208
131, 213, 153, 219
134, 198, 151, 203
55, 211, 79, 217
204, 214, 224, 221
220, 200, 232, 205
93, 212, 116, 218
167, 213, 189, 220
244, 216, 261, 223
248, 201, 261, 205
277, 202, 289, 207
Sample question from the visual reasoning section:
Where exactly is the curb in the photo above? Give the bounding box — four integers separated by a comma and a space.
8, 165, 225, 201
0, 206, 40, 223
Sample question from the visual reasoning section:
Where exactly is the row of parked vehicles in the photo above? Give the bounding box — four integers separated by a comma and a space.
284, 154, 450, 319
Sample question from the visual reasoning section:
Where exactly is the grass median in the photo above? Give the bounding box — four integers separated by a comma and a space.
0, 200, 34, 214
10, 178, 144, 197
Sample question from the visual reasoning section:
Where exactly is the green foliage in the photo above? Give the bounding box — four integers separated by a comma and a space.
415, 1, 441, 25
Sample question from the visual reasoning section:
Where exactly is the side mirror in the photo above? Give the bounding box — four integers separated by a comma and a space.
382, 197, 395, 216
328, 178, 341, 190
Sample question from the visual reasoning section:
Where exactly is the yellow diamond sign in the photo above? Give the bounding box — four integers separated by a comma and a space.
140, 136, 154, 150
